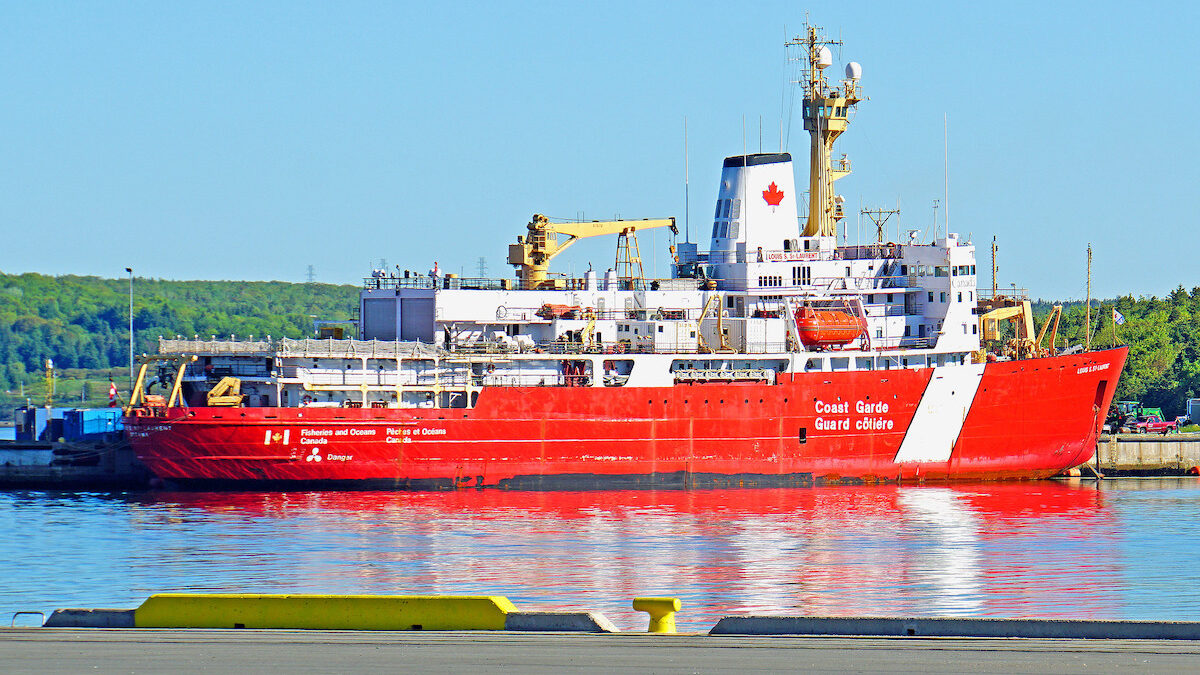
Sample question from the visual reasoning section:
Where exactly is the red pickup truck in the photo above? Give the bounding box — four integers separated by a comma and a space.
1131, 415, 1178, 434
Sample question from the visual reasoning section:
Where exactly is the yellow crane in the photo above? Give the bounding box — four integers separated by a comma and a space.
508, 214, 677, 289
1036, 304, 1063, 356
206, 376, 246, 407
695, 294, 734, 354
976, 297, 1045, 359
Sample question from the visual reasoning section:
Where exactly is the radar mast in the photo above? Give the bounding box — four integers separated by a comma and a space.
788, 22, 863, 237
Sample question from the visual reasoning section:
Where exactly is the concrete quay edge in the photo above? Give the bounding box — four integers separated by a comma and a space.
710, 615, 1200, 640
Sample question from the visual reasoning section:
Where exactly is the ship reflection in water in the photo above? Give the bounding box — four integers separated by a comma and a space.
8, 480, 1200, 630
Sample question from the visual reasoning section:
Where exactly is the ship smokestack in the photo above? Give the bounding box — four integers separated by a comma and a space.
708, 153, 800, 281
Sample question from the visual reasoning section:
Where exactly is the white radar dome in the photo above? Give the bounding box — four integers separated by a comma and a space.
845, 62, 862, 80
816, 46, 833, 68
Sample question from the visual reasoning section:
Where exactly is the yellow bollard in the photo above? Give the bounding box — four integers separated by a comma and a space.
632, 597, 681, 633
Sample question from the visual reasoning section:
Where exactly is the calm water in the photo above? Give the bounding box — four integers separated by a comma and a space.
4, 480, 1200, 630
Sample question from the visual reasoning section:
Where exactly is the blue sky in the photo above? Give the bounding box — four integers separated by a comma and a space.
0, 1, 1196, 299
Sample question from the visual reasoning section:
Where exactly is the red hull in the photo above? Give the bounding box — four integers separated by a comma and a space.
126, 348, 1127, 488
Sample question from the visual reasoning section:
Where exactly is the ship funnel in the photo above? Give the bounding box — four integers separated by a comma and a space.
708, 153, 800, 280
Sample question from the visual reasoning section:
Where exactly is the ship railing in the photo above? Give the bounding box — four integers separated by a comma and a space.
673, 368, 774, 383
977, 287, 1030, 301
159, 338, 274, 355
834, 244, 903, 261
485, 306, 703, 324
277, 338, 444, 359
523, 340, 795, 356
362, 275, 515, 291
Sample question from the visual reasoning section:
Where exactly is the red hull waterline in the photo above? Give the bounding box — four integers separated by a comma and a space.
126, 348, 1127, 490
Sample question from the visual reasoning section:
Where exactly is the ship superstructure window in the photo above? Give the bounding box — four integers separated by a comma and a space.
940, 292, 947, 302
845, 266, 851, 277
731, 199, 741, 219
957, 292, 963, 302
928, 292, 934, 302
856, 357, 873, 370
831, 358, 849, 371
728, 222, 740, 238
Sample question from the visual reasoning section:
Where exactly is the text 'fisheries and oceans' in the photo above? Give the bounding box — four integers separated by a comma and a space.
814, 399, 895, 431
297, 427, 378, 444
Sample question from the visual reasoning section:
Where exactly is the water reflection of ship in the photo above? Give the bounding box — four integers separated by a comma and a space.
138, 483, 1120, 625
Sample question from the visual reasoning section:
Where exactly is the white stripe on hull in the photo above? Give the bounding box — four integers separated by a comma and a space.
893, 363, 985, 463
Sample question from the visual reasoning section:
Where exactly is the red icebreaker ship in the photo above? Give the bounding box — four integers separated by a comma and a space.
125, 23, 1126, 489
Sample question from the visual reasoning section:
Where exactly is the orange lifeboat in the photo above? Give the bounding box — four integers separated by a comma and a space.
795, 307, 866, 348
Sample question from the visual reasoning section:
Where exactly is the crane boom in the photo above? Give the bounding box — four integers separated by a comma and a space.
508, 214, 676, 289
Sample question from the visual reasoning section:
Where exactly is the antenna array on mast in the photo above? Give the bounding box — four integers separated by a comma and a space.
861, 206, 901, 244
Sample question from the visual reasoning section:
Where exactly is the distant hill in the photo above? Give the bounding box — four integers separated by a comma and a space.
0, 272, 357, 392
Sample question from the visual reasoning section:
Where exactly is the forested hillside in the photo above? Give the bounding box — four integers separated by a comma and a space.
0, 272, 357, 391
2, 271, 1200, 419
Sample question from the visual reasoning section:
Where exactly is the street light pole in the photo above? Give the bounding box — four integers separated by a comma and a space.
126, 267, 133, 394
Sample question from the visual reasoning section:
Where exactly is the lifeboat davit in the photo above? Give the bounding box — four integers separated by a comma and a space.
795, 307, 866, 348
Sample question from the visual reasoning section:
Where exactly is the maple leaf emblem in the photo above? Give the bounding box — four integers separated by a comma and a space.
763, 182, 784, 206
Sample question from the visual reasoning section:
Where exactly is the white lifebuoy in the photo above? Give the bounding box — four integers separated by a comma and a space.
496, 306, 507, 319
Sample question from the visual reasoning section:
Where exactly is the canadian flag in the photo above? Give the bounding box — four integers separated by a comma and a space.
109, 381, 118, 407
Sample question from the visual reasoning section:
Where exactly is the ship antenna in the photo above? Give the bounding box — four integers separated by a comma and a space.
684, 116, 690, 243
1085, 243, 1093, 351
944, 113, 950, 235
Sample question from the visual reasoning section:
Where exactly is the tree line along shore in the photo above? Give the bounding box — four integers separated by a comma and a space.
0, 271, 1193, 421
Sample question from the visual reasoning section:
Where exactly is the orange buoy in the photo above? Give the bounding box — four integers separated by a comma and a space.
795, 307, 866, 348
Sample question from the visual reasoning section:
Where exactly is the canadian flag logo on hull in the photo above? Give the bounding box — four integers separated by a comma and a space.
763, 182, 784, 206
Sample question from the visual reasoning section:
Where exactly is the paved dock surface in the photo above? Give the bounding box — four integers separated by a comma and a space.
5, 629, 1200, 673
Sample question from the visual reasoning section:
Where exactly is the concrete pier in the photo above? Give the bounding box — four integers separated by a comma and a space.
1095, 434, 1200, 475
6, 629, 1200, 673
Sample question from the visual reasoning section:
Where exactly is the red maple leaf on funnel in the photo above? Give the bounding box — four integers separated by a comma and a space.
763, 182, 784, 206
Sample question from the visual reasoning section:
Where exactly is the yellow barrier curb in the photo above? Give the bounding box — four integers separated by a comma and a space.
632, 597, 681, 633
134, 594, 518, 630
